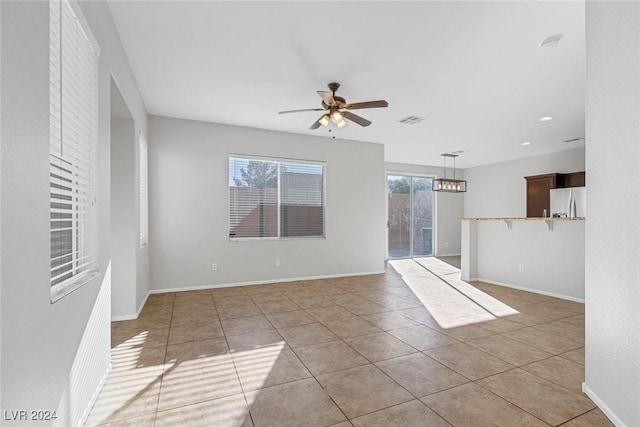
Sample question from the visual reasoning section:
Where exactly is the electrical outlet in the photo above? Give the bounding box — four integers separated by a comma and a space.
212, 263, 218, 271
275, 259, 280, 267
444, 242, 449, 248
518, 264, 524, 272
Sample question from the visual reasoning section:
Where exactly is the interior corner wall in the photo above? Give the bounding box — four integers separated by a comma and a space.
78, 1, 150, 319
384, 162, 464, 256
1, 1, 148, 424
585, 1, 640, 426
110, 116, 137, 318
149, 116, 386, 291
463, 148, 585, 218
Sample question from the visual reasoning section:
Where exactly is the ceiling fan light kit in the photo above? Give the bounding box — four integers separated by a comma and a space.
433, 153, 467, 193
279, 82, 388, 131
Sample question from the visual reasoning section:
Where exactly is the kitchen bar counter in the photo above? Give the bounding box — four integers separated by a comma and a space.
460, 217, 584, 231
460, 217, 585, 221
460, 217, 585, 301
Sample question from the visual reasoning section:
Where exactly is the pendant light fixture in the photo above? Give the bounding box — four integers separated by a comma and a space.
433, 153, 467, 193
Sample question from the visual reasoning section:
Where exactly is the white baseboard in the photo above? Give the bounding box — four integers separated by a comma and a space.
111, 291, 150, 321
471, 277, 585, 303
149, 270, 386, 295
111, 271, 385, 320
582, 383, 626, 427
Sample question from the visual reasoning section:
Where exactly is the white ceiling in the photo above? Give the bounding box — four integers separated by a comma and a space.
108, 1, 585, 169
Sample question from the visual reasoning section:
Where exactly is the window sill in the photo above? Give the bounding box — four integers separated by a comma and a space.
50, 269, 99, 303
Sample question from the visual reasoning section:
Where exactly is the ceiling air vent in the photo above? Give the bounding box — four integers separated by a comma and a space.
540, 33, 564, 49
398, 115, 425, 125
563, 137, 585, 144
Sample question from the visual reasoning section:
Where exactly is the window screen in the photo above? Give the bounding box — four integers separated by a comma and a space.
49, 0, 100, 301
280, 162, 324, 237
229, 157, 325, 239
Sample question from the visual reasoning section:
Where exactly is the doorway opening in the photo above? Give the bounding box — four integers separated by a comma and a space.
387, 174, 435, 258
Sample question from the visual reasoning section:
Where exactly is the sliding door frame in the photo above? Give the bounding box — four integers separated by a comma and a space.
385, 172, 437, 260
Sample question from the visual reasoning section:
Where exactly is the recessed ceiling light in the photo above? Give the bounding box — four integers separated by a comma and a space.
539, 116, 554, 122
521, 142, 532, 146
539, 33, 564, 49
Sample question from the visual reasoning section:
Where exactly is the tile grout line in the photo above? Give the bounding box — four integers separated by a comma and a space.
104, 262, 590, 426
409, 258, 506, 321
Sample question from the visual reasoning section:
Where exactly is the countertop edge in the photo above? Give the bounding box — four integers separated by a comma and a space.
459, 217, 585, 221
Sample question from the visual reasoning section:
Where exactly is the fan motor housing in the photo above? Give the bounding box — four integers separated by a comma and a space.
322, 96, 346, 109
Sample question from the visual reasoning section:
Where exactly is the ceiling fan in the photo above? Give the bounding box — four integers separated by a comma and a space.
279, 82, 388, 130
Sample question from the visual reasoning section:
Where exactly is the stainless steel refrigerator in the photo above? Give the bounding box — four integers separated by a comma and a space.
550, 186, 586, 217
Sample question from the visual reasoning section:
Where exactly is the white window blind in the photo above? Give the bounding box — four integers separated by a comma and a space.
139, 133, 149, 246
229, 157, 325, 239
49, 0, 100, 302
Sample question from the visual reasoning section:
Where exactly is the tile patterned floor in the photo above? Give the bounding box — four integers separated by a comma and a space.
87, 257, 612, 427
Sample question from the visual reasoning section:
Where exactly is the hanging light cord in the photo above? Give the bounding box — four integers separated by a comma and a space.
443, 156, 447, 179
453, 156, 456, 180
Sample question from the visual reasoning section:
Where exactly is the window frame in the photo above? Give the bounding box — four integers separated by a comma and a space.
228, 154, 326, 241
139, 132, 149, 247
49, 0, 101, 303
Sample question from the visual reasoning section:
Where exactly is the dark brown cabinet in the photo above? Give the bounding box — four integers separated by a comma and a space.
525, 171, 585, 217
525, 173, 557, 218
564, 171, 585, 188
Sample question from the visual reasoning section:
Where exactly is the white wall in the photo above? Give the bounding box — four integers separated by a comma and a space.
464, 148, 585, 218
149, 116, 386, 291
83, 2, 149, 319
384, 162, 464, 256
584, 2, 640, 426
0, 1, 147, 424
461, 219, 585, 301
111, 116, 137, 318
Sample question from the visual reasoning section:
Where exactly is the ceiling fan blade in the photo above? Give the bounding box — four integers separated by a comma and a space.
342, 111, 372, 127
279, 108, 325, 114
309, 116, 323, 130
343, 100, 389, 110
317, 91, 336, 106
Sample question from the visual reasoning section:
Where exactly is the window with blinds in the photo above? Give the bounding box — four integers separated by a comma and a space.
139, 133, 149, 246
229, 157, 325, 239
49, 0, 100, 302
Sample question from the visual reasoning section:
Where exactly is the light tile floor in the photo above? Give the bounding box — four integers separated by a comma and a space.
87, 258, 612, 427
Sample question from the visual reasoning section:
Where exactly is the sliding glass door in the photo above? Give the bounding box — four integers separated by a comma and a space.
387, 175, 434, 258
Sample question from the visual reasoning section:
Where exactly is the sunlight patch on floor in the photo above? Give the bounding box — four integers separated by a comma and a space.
158, 353, 243, 410
438, 272, 519, 318
87, 363, 165, 424
230, 343, 288, 391
389, 258, 518, 329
